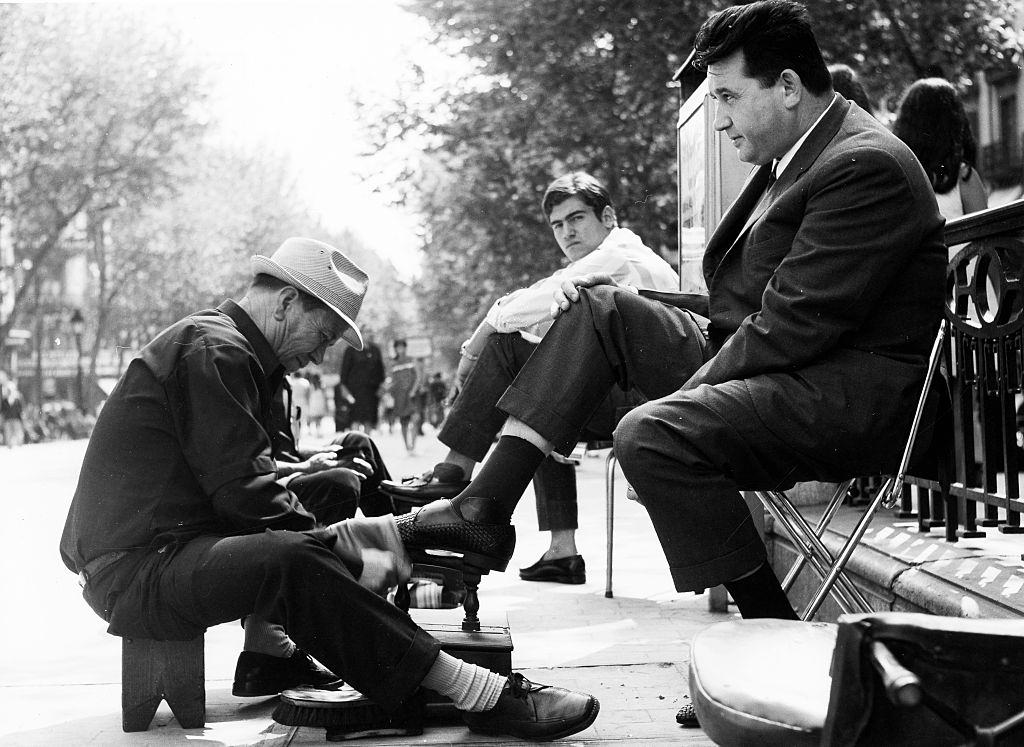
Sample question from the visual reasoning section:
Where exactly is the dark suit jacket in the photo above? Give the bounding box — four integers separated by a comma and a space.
665, 96, 946, 479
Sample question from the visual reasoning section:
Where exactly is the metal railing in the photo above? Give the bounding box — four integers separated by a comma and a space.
897, 200, 1024, 540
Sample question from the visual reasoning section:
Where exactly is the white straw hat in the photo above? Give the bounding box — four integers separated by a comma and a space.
251, 237, 368, 350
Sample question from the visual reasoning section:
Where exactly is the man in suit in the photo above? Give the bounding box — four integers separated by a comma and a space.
398, 0, 946, 622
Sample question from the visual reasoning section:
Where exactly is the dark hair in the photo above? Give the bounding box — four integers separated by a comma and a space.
250, 273, 329, 314
693, 0, 831, 96
893, 77, 978, 194
541, 171, 615, 220
828, 63, 874, 114
392, 338, 407, 350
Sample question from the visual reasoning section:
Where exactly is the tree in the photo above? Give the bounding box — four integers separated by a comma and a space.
360, 0, 1023, 351
814, 0, 1023, 107
0, 4, 206, 361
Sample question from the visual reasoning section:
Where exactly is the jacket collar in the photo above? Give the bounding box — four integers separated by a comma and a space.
218, 299, 285, 385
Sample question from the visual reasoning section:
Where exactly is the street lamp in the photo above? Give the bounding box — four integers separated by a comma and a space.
69, 308, 84, 413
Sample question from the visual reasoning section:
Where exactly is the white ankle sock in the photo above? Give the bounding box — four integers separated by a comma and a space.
242, 615, 296, 658
421, 651, 505, 712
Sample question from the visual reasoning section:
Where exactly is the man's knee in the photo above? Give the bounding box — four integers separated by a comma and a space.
613, 402, 660, 471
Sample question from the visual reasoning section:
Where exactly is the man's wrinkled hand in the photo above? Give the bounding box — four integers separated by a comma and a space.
550, 273, 617, 319
306, 452, 340, 473
357, 548, 412, 596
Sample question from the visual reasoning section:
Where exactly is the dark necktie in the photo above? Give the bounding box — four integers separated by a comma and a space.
766, 162, 778, 191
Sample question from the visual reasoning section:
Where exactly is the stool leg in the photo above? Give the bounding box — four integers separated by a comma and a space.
462, 571, 482, 631
122, 636, 205, 732
605, 451, 616, 598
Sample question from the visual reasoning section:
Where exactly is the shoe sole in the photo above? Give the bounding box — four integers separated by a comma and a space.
518, 574, 586, 585
382, 482, 470, 499
467, 696, 600, 741
408, 546, 510, 574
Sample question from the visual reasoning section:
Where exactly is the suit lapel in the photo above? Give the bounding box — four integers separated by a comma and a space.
702, 163, 771, 279
703, 95, 852, 284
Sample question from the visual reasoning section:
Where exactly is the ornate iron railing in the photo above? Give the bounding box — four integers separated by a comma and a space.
899, 200, 1024, 540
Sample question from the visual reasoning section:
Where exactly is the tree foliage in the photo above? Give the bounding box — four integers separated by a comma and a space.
0, 3, 206, 358
361, 0, 1023, 347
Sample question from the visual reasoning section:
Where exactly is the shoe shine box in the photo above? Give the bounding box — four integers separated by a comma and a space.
410, 608, 513, 715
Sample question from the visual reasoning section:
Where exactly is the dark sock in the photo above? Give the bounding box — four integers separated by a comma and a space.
456, 436, 547, 519
723, 562, 799, 620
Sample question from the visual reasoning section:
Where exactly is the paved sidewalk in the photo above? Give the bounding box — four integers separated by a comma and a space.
0, 429, 721, 745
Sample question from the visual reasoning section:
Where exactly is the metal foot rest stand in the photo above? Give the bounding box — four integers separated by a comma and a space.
121, 634, 206, 732
757, 320, 947, 620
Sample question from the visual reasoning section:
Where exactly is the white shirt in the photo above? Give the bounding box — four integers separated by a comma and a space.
483, 226, 679, 342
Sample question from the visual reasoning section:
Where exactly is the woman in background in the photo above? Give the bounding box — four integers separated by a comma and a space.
893, 77, 988, 230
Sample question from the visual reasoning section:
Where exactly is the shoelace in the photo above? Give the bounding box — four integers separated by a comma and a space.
507, 672, 547, 699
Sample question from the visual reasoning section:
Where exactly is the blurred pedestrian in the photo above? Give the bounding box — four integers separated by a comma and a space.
389, 338, 421, 453
305, 371, 328, 437
894, 77, 988, 229
1, 381, 25, 447
338, 331, 386, 433
827, 63, 873, 115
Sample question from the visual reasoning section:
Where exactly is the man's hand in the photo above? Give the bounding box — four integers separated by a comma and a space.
449, 352, 476, 405
357, 548, 412, 596
550, 273, 618, 319
304, 452, 340, 473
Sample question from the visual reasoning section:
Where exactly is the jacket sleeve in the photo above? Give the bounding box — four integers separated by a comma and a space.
687, 147, 936, 389
167, 340, 316, 532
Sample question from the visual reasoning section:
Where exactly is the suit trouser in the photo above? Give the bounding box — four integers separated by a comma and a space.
85, 528, 439, 711
438, 331, 640, 532
497, 286, 806, 592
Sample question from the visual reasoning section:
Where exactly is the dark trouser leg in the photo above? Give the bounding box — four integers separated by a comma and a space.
532, 385, 647, 532
438, 333, 540, 462
289, 469, 361, 524
613, 379, 801, 596
104, 530, 440, 710
497, 286, 707, 453
533, 457, 577, 531
330, 431, 394, 517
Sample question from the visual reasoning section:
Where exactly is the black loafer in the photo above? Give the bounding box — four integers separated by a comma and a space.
232, 649, 344, 697
380, 462, 470, 501
676, 695, 700, 727
395, 495, 515, 573
519, 554, 586, 584
462, 672, 599, 741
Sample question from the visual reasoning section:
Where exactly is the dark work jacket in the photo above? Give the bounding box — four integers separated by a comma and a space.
60, 300, 315, 574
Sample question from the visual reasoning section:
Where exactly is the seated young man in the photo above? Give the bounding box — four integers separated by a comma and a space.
383, 171, 677, 584
61, 238, 599, 741
395, 0, 945, 630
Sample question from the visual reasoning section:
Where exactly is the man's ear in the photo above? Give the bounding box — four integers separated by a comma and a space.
779, 68, 803, 109
601, 206, 617, 228
274, 285, 301, 320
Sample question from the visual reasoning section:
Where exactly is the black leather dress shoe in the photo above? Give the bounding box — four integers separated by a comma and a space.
462, 672, 599, 741
519, 554, 586, 584
395, 495, 515, 573
232, 649, 344, 697
380, 462, 470, 502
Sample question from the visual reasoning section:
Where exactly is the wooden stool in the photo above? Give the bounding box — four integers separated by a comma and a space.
121, 635, 206, 732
